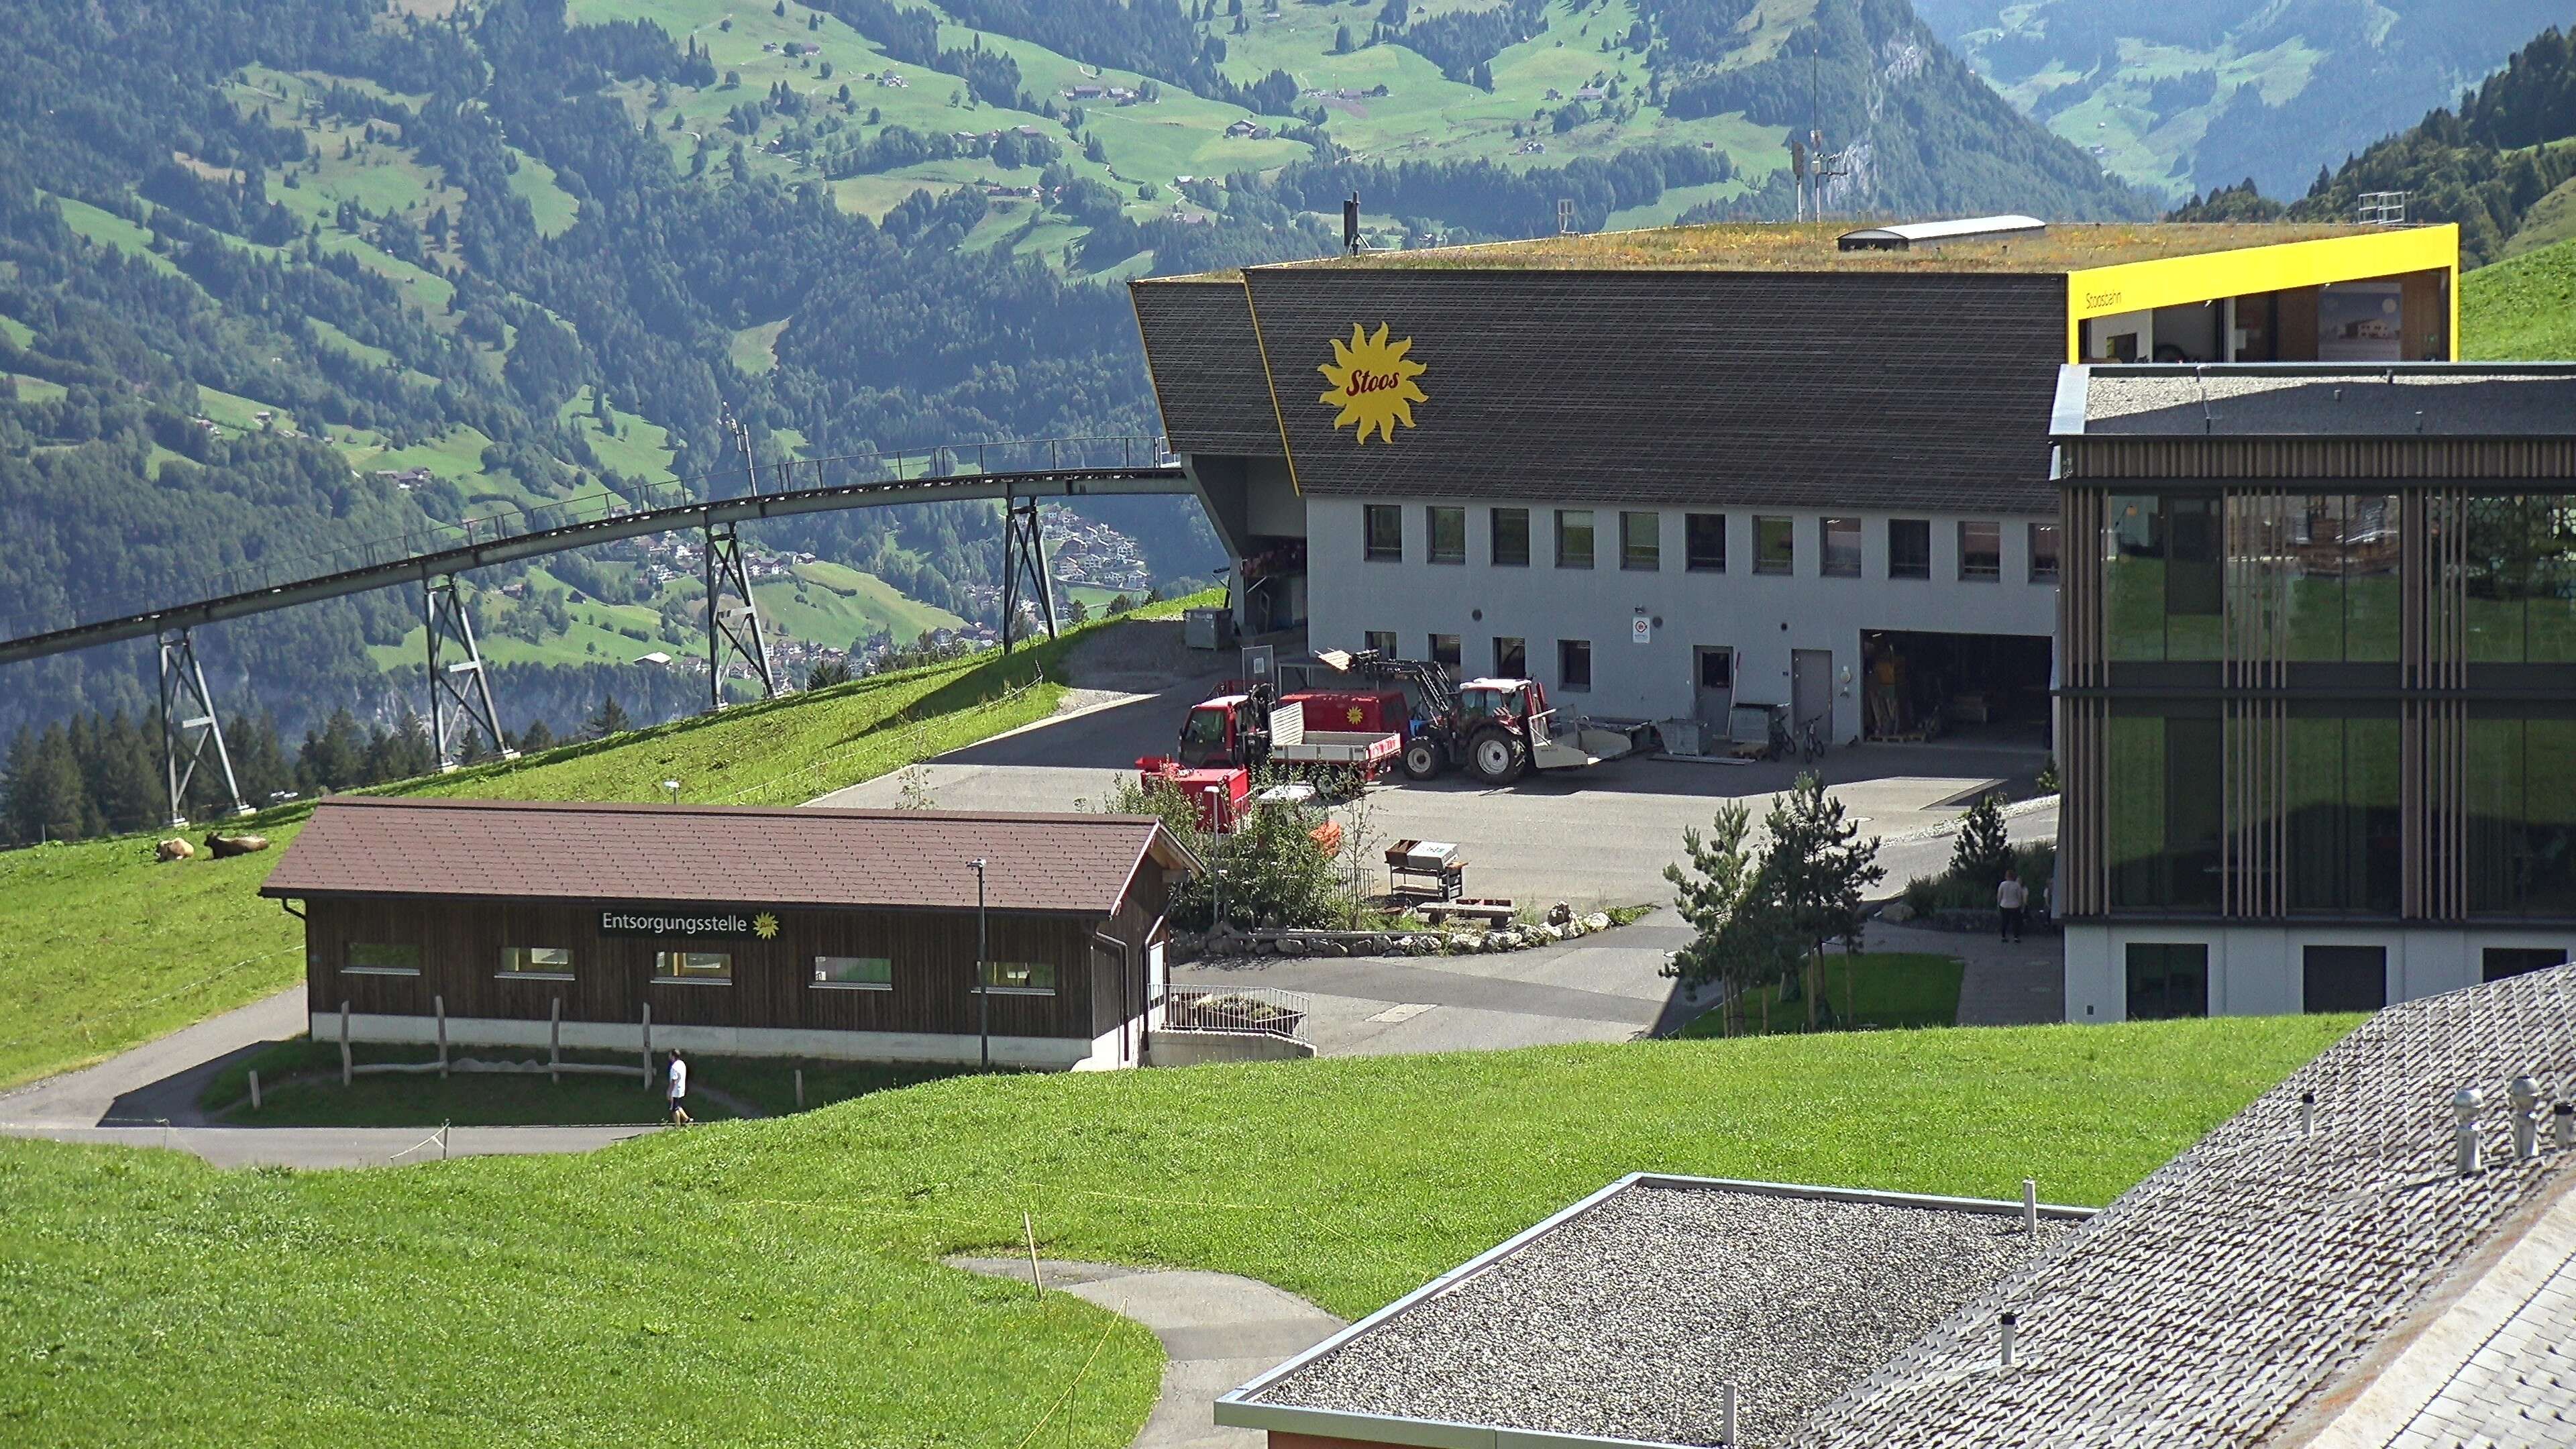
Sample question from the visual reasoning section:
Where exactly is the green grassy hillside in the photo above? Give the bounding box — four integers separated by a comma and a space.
0, 1012, 2352, 1446
0, 599, 1207, 1091
2465, 235, 2576, 362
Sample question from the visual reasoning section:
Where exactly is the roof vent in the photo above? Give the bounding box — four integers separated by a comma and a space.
2455, 1087, 2485, 1176
1837, 214, 2047, 252
2511, 1076, 2541, 1162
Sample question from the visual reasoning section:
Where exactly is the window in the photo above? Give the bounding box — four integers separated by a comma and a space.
1620, 511, 1660, 571
1555, 509, 1595, 569
1821, 517, 1861, 578
1686, 513, 1726, 572
2125, 943, 2209, 1020
2484, 948, 2568, 983
655, 951, 733, 983
1429, 633, 1462, 670
1364, 504, 1402, 561
2028, 522, 2061, 582
1364, 629, 1398, 657
979, 960, 1056, 994
2106, 711, 2224, 911
1698, 649, 1732, 689
1558, 639, 1591, 692
2285, 715, 2402, 915
1427, 506, 1466, 565
2465, 718, 2576, 917
814, 955, 893, 989
345, 943, 419, 976
2229, 494, 2404, 662
2459, 495, 2576, 663
1959, 521, 2002, 581
1493, 636, 1527, 678
2302, 946, 2387, 1013
1754, 517, 1794, 575
1888, 519, 1931, 580
2104, 494, 2221, 660
1490, 507, 1531, 567
500, 946, 573, 978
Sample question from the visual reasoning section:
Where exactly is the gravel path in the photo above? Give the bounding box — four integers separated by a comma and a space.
1262, 1184, 2076, 1447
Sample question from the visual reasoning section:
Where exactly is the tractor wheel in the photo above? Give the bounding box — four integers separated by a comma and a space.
1466, 727, 1528, 786
1401, 737, 1444, 781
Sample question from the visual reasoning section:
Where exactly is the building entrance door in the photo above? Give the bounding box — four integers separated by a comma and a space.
1693, 647, 1733, 733
1791, 649, 1832, 736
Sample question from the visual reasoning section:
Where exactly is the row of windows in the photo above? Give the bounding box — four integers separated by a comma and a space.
2123, 941, 2567, 1020
1362, 631, 1588, 690
342, 944, 1057, 993
1364, 504, 2060, 583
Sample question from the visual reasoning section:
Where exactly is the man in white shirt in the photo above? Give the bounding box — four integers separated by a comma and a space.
665, 1051, 692, 1126
1996, 869, 2029, 943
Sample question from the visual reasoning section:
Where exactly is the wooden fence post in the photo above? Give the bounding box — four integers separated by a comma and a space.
339, 1000, 352, 1085
435, 995, 449, 1079
549, 997, 561, 1085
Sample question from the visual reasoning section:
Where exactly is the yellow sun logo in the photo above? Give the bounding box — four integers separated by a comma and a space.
752, 912, 780, 941
1316, 323, 1428, 445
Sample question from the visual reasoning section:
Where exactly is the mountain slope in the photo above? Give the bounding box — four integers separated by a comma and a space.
1916, 0, 2567, 201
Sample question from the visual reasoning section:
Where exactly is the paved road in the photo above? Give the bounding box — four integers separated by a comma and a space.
954, 1257, 1343, 1449
0, 985, 658, 1169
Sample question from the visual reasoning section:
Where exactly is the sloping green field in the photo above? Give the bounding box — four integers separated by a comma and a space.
2465, 235, 2576, 361
0, 1013, 2352, 1446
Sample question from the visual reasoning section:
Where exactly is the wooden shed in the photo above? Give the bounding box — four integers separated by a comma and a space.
258, 797, 1197, 1070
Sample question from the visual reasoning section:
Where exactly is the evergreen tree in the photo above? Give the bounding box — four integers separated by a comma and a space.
5, 725, 92, 844
586, 694, 633, 739
297, 708, 368, 794
1949, 792, 2015, 890
515, 717, 557, 753
1660, 801, 1801, 1037
1762, 773, 1885, 1027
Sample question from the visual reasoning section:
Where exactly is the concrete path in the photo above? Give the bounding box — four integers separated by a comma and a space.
0, 985, 665, 1169
953, 1257, 1344, 1449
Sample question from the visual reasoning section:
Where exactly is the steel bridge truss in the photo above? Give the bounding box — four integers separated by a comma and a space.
703, 522, 780, 708
423, 575, 516, 771
998, 494, 1059, 653
156, 629, 252, 827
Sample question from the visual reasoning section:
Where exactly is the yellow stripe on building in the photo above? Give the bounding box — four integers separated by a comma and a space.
2064, 226, 2461, 362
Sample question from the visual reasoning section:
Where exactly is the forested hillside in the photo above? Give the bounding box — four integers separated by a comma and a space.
0, 0, 2143, 759
1917, 0, 2564, 202
2167, 25, 2576, 268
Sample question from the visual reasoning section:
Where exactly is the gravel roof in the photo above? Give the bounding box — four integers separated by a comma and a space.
1254, 1181, 2077, 1447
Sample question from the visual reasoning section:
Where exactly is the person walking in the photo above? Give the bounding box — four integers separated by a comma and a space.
1996, 868, 2028, 944
665, 1049, 692, 1126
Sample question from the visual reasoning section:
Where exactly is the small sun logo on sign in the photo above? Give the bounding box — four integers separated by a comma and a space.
1317, 323, 1427, 445
752, 912, 781, 941
1345, 705, 1364, 726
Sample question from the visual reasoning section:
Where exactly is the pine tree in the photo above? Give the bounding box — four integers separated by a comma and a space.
587, 694, 633, 739
1661, 801, 1801, 1036
5, 725, 91, 845
1762, 773, 1884, 1026
1949, 792, 2015, 890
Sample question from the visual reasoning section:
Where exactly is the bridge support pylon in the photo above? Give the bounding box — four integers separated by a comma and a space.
998, 494, 1057, 653
156, 628, 252, 827
423, 574, 516, 771
704, 522, 779, 710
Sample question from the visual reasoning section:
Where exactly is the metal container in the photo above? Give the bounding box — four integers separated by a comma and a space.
1183, 607, 1237, 651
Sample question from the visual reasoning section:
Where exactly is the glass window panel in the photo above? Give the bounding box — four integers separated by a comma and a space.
1620, 511, 1660, 570
1364, 504, 1402, 561
1493, 637, 1526, 678
1754, 517, 1794, 574
814, 955, 892, 987
2469, 718, 2576, 917
2302, 945, 2387, 1013
1429, 633, 1461, 669
2125, 943, 2209, 1020
2028, 522, 2061, 582
2104, 496, 2165, 659
1686, 513, 1725, 572
2286, 716, 2401, 915
981, 960, 1056, 992
1490, 507, 1530, 567
1427, 506, 1466, 564
2106, 714, 2220, 910
1888, 519, 1931, 579
347, 943, 419, 973
2484, 948, 2568, 983
1821, 517, 1861, 578
1558, 639, 1591, 692
1555, 509, 1595, 569
1959, 521, 2002, 581
2343, 494, 2402, 661
500, 946, 572, 974
1364, 630, 1397, 657
658, 951, 732, 981
2533, 499, 2576, 663
2167, 496, 2223, 659
2284, 496, 2348, 662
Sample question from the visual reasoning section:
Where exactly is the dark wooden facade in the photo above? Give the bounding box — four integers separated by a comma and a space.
301, 864, 1173, 1064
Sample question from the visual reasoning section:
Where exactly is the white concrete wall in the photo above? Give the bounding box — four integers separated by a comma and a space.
1304, 496, 2057, 735
2063, 924, 2576, 1022
313, 1011, 1107, 1070
1148, 1030, 1316, 1067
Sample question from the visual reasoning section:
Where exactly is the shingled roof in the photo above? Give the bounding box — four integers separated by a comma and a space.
259, 797, 1193, 917
1792, 964, 2576, 1448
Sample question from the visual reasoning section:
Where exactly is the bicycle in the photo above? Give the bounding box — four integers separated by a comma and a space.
1799, 718, 1825, 764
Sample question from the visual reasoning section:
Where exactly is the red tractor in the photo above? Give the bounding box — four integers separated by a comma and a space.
1309, 650, 1657, 786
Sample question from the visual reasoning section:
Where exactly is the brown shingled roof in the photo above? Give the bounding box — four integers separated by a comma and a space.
258, 797, 1193, 916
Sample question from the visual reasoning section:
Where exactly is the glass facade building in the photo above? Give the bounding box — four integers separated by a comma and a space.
2055, 366, 2576, 1019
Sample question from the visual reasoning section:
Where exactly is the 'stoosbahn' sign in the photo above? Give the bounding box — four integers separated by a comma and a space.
598, 908, 783, 941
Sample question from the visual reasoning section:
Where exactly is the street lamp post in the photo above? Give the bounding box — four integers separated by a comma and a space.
661, 779, 681, 806
970, 857, 989, 1071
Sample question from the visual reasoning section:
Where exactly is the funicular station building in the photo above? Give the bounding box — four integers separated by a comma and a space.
1132, 219, 2457, 751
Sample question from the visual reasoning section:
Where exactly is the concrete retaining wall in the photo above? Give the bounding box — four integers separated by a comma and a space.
1150, 1030, 1316, 1067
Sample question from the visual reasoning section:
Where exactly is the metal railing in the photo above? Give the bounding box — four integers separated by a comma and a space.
0, 433, 1174, 643
1155, 987, 1311, 1040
